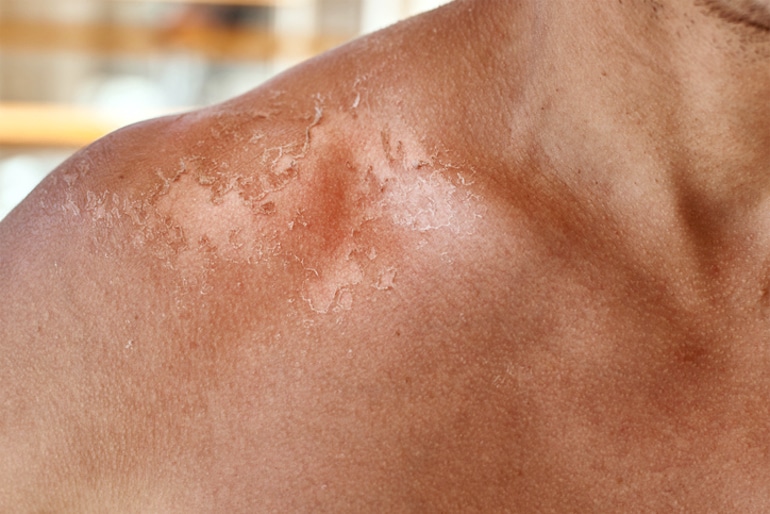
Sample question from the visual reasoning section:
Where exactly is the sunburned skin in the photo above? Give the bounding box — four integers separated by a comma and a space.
57, 90, 484, 315
6, 0, 770, 511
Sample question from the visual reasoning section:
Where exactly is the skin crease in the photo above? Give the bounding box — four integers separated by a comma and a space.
4, 0, 770, 511
706, 0, 770, 28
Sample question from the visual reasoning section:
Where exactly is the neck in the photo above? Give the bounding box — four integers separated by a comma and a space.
375, 0, 770, 303
438, 0, 770, 238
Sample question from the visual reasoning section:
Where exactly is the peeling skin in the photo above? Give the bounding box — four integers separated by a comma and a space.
350, 77, 366, 114
301, 252, 364, 314
375, 267, 397, 291
285, 118, 483, 312
302, 100, 324, 156
213, 101, 481, 308
56, 88, 485, 315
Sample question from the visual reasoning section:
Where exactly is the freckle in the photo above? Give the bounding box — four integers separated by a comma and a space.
760, 284, 770, 309
261, 201, 277, 215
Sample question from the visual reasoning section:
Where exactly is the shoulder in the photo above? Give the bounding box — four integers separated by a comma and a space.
5, 38, 494, 316
0, 7, 522, 509
0, 0, 515, 369
0, 9, 499, 376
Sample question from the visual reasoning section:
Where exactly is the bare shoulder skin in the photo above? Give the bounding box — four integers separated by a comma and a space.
4, 0, 770, 511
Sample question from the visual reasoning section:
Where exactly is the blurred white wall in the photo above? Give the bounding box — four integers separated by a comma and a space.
361, 0, 450, 34
0, 152, 68, 220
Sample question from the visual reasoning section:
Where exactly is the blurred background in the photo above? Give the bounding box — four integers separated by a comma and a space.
0, 0, 449, 220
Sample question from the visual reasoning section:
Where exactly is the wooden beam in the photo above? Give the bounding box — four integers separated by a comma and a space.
0, 19, 353, 61
112, 0, 297, 5
0, 102, 135, 148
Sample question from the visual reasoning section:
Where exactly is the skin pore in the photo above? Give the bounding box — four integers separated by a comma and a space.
4, 0, 770, 511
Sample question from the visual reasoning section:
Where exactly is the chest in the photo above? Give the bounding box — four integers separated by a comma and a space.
395, 211, 770, 510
